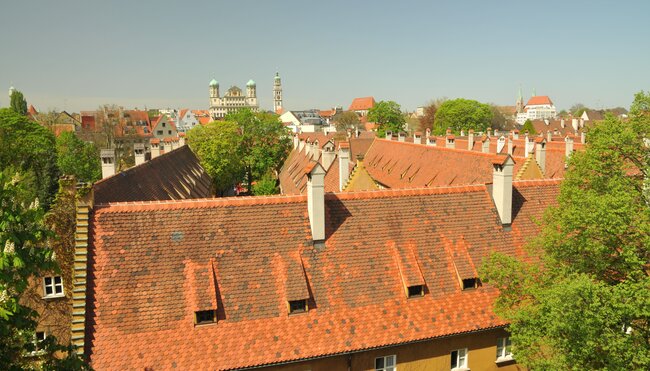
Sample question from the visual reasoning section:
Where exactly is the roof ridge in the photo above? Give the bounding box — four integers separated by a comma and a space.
95, 193, 308, 211
376, 138, 527, 159
512, 178, 563, 187
329, 184, 487, 200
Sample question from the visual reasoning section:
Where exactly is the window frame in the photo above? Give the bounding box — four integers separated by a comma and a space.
407, 285, 424, 298
288, 299, 308, 314
375, 354, 396, 371
496, 337, 513, 363
450, 348, 468, 370
42, 276, 64, 299
194, 309, 216, 325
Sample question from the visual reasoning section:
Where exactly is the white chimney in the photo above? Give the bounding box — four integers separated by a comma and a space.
306, 162, 326, 242
572, 118, 578, 132
460, 129, 465, 137
398, 132, 406, 142
425, 128, 431, 138
535, 138, 546, 175
561, 119, 565, 128
150, 139, 160, 159
134, 143, 145, 166
321, 146, 336, 170
482, 135, 490, 153
338, 142, 350, 191
426, 136, 437, 146
507, 136, 513, 155
513, 130, 519, 140
171, 138, 179, 151
298, 138, 306, 153
524, 134, 531, 158
547, 131, 552, 142
385, 131, 393, 140
580, 131, 586, 144
179, 135, 186, 146
565, 135, 574, 159
445, 129, 455, 149
100, 148, 116, 179
468, 130, 474, 150
413, 132, 422, 145
579, 118, 584, 128
492, 155, 514, 225
497, 136, 506, 153
487, 128, 492, 137
293, 134, 299, 149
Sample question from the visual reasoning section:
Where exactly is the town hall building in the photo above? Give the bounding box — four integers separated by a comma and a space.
208, 78, 259, 120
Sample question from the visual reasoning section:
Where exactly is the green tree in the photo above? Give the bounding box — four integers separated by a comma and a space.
56, 132, 101, 183
481, 109, 650, 370
0, 108, 58, 210
187, 120, 243, 196
367, 101, 405, 137
10, 91, 27, 116
521, 119, 537, 135
569, 103, 587, 117
332, 111, 361, 132
630, 90, 650, 116
252, 176, 278, 195
433, 98, 493, 134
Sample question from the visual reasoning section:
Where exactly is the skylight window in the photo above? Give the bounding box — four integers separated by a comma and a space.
195, 310, 216, 325
289, 299, 307, 314
407, 285, 424, 298
462, 278, 480, 290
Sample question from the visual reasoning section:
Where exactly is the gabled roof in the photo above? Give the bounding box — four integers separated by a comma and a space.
348, 96, 376, 111
85, 180, 561, 370
526, 95, 553, 106
93, 145, 213, 204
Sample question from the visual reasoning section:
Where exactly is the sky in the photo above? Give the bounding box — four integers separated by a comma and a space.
1, 0, 649, 113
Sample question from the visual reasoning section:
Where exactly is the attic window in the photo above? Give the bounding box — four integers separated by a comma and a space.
462, 278, 480, 290
407, 285, 424, 298
289, 299, 307, 314
195, 310, 216, 325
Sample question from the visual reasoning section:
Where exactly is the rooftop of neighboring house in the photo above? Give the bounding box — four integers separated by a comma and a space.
348, 96, 376, 111
92, 145, 212, 204
84, 177, 561, 370
525, 95, 554, 106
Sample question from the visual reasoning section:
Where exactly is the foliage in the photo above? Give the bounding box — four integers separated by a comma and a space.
187, 120, 243, 196
489, 104, 510, 131
433, 98, 493, 134
10, 91, 27, 116
252, 176, 278, 196
367, 101, 405, 137
0, 108, 58, 210
481, 107, 650, 370
521, 119, 537, 135
418, 102, 438, 133
333, 111, 361, 132
630, 90, 650, 116
569, 103, 587, 117
56, 132, 101, 183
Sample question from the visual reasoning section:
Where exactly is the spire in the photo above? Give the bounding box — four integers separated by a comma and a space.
532, 88, 536, 97
518, 85, 522, 100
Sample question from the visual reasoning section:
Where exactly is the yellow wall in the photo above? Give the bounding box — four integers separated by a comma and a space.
268, 328, 524, 371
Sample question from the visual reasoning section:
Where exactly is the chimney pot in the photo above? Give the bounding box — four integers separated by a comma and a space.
482, 135, 490, 153
426, 136, 437, 146
100, 148, 117, 179
134, 143, 146, 166
468, 130, 474, 150
385, 131, 393, 140
492, 155, 514, 225
535, 139, 546, 176
338, 142, 350, 191
413, 132, 422, 145
306, 162, 326, 242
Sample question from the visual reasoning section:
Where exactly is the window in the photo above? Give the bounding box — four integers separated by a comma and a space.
407, 285, 424, 298
168, 130, 172, 135
195, 310, 216, 324
157, 130, 163, 135
43, 276, 64, 298
162, 122, 166, 127
450, 348, 467, 370
462, 278, 479, 290
289, 299, 307, 314
375, 355, 396, 371
496, 337, 513, 362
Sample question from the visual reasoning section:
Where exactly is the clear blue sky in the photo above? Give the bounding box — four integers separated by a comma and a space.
1, 0, 649, 112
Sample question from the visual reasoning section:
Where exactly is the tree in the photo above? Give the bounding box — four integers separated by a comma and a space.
521, 119, 537, 135
56, 132, 101, 183
481, 108, 650, 369
252, 176, 278, 195
569, 103, 588, 117
0, 108, 59, 210
367, 101, 405, 137
187, 120, 243, 196
10, 91, 27, 116
489, 104, 509, 131
332, 111, 361, 132
433, 98, 493, 134
418, 102, 438, 134
630, 90, 650, 116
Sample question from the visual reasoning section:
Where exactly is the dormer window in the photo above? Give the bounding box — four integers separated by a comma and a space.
289, 299, 307, 314
407, 285, 424, 298
462, 278, 480, 290
195, 310, 216, 325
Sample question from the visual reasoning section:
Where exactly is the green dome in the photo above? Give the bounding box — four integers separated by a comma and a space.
247, 79, 256, 86
209, 79, 218, 87
274, 72, 280, 80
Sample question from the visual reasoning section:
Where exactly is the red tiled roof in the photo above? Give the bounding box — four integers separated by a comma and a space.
179, 109, 189, 119
85, 180, 560, 370
93, 145, 212, 204
318, 109, 336, 117
197, 116, 211, 125
526, 95, 553, 106
348, 96, 375, 111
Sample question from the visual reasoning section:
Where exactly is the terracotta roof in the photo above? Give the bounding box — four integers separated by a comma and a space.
348, 96, 375, 111
179, 109, 189, 119
93, 145, 213, 204
197, 116, 211, 125
526, 95, 553, 106
84, 180, 560, 370
318, 109, 336, 117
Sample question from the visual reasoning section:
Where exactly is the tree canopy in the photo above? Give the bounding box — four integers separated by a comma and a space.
332, 111, 361, 132
521, 119, 537, 135
9, 91, 27, 116
367, 101, 405, 137
56, 132, 101, 183
481, 96, 650, 370
0, 108, 58, 210
433, 98, 493, 134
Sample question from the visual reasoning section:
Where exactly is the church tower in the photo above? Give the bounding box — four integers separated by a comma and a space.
209, 79, 220, 120
273, 72, 283, 113
515, 86, 524, 113
246, 79, 257, 108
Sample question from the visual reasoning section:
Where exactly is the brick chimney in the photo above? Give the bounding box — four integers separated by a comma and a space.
481, 135, 490, 153
468, 130, 474, 150
497, 136, 506, 153
306, 162, 326, 242
134, 143, 146, 166
413, 132, 422, 145
491, 155, 514, 225
150, 139, 160, 158
535, 138, 546, 175
100, 148, 116, 179
338, 142, 350, 191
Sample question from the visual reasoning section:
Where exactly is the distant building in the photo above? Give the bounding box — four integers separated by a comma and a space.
176, 109, 200, 132
280, 110, 327, 133
348, 96, 376, 116
208, 78, 259, 120
273, 72, 283, 113
516, 95, 557, 124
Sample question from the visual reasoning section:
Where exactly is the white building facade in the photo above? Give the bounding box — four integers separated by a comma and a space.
208, 78, 259, 120
516, 95, 557, 124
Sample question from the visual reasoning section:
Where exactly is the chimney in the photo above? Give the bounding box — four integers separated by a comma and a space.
171, 138, 179, 151
580, 131, 586, 144
487, 128, 492, 137
507, 136, 513, 155
413, 132, 422, 145
425, 128, 431, 138
547, 131, 552, 142
306, 162, 326, 242
150, 139, 160, 158
398, 132, 406, 142
524, 134, 531, 158
561, 118, 565, 128
468, 130, 474, 150
497, 136, 506, 153
513, 130, 519, 139
321, 147, 336, 170
491, 155, 515, 225
385, 131, 393, 140
565, 135, 574, 159
460, 129, 465, 137
293, 134, 299, 149
178, 133, 186, 146
298, 138, 306, 153
481, 135, 490, 153
338, 142, 350, 191
535, 138, 546, 175
134, 143, 146, 166
100, 148, 116, 179
579, 118, 584, 128
445, 129, 455, 149
426, 136, 437, 146
571, 118, 578, 131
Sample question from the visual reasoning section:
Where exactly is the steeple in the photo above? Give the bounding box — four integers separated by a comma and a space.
516, 85, 524, 113
273, 72, 283, 113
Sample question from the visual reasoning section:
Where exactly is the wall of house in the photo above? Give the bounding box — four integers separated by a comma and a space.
267, 328, 523, 371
